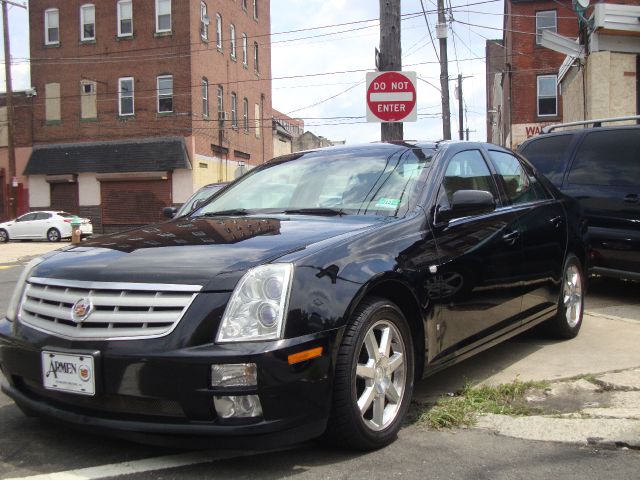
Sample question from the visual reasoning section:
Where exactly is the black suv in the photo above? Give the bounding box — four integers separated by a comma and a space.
519, 122, 640, 281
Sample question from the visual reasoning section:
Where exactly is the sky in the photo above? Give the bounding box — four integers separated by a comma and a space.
1, 0, 505, 144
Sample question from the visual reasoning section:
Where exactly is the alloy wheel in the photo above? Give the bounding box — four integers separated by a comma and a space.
354, 319, 407, 432
563, 264, 582, 328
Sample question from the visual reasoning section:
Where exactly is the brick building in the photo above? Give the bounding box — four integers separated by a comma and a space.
487, 0, 579, 148
271, 109, 303, 157
23, 0, 272, 232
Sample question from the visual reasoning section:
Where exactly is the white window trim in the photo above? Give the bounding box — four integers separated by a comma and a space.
118, 77, 135, 116
253, 0, 258, 20
155, 0, 172, 34
242, 33, 247, 66
243, 97, 249, 132
231, 93, 237, 127
216, 13, 222, 49
202, 78, 209, 117
157, 75, 173, 113
535, 10, 557, 46
254, 42, 259, 72
537, 74, 558, 117
80, 4, 96, 42
230, 24, 236, 59
44, 8, 60, 45
200, 1, 208, 40
217, 85, 224, 119
117, 0, 133, 37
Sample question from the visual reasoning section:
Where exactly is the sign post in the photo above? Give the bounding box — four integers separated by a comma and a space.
366, 71, 417, 123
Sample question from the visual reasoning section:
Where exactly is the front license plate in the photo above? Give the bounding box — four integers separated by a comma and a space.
41, 351, 95, 396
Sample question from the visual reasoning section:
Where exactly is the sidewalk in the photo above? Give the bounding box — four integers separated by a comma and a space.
0, 241, 68, 265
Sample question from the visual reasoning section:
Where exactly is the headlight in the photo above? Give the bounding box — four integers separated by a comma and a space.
6, 257, 44, 322
216, 263, 293, 343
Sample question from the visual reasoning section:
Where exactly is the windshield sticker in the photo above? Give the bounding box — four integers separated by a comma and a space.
375, 198, 401, 209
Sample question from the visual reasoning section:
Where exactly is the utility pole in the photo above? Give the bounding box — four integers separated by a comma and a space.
437, 0, 451, 140
1, 0, 19, 219
379, 0, 402, 142
457, 74, 463, 140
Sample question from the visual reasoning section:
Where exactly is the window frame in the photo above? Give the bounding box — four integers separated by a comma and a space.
216, 13, 222, 49
157, 75, 174, 113
242, 33, 248, 66
80, 4, 96, 42
253, 41, 259, 72
537, 74, 558, 117
118, 77, 135, 116
217, 85, 224, 120
253, 0, 258, 20
243, 97, 249, 132
200, 1, 208, 40
155, 0, 172, 34
202, 78, 209, 118
231, 92, 238, 128
44, 8, 60, 45
230, 24, 236, 59
535, 10, 557, 46
117, 0, 133, 37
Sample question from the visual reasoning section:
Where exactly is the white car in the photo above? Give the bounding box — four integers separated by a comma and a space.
0, 211, 93, 243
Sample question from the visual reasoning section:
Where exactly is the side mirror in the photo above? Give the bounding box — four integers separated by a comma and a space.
437, 190, 496, 223
162, 207, 177, 219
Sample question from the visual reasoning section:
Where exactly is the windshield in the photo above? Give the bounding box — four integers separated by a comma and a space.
195, 146, 434, 217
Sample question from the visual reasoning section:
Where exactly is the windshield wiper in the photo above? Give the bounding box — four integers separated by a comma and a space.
199, 209, 251, 217
283, 208, 348, 216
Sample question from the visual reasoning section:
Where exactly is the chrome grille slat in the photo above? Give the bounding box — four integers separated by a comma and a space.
19, 278, 201, 341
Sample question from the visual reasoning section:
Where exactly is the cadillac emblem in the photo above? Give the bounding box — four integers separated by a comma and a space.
71, 298, 93, 324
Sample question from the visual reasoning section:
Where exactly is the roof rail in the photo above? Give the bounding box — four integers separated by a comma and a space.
542, 115, 640, 133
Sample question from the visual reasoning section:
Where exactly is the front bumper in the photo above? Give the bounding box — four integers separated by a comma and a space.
0, 319, 341, 447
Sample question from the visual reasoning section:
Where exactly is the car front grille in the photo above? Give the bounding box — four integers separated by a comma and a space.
19, 277, 201, 340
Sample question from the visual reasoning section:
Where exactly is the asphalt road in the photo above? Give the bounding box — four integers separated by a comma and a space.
0, 265, 639, 479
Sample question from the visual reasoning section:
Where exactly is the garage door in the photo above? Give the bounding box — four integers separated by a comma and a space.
101, 179, 171, 227
50, 182, 79, 214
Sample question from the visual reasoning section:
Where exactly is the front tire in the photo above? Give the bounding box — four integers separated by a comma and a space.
544, 254, 584, 339
47, 228, 61, 242
0, 229, 8, 243
325, 297, 414, 450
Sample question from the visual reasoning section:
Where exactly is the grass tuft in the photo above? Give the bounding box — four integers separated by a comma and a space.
418, 379, 550, 429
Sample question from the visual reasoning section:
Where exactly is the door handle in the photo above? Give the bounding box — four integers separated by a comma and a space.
624, 194, 638, 204
502, 230, 520, 245
550, 215, 563, 228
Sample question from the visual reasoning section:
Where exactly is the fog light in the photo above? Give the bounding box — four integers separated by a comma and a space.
211, 363, 257, 387
214, 395, 263, 419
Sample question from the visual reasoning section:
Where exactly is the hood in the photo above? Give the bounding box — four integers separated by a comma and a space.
32, 215, 382, 288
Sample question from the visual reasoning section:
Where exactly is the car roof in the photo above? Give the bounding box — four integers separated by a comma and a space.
521, 124, 640, 146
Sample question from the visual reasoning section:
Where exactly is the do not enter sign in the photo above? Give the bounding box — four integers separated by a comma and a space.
366, 71, 417, 123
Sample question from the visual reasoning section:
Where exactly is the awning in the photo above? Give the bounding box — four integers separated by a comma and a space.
24, 137, 191, 176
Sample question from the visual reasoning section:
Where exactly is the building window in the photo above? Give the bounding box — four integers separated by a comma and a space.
118, 77, 134, 116
230, 24, 236, 59
217, 85, 224, 120
253, 0, 258, 20
156, 0, 171, 33
80, 4, 96, 41
537, 75, 557, 116
117, 0, 133, 37
157, 75, 173, 113
231, 93, 237, 128
253, 42, 259, 72
535, 11, 556, 45
242, 0, 247, 12
216, 13, 222, 49
202, 78, 209, 117
45, 83, 61, 121
80, 80, 97, 119
44, 8, 59, 45
242, 33, 248, 66
200, 1, 208, 40
243, 97, 249, 132
255, 103, 261, 138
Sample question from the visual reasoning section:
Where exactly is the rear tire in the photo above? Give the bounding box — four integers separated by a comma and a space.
47, 228, 61, 242
544, 254, 584, 339
0, 229, 8, 243
324, 297, 414, 450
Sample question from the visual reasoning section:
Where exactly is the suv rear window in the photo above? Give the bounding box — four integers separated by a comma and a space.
519, 134, 573, 186
567, 129, 640, 187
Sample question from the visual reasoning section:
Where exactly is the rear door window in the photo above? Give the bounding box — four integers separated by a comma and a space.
568, 129, 640, 187
518, 134, 573, 186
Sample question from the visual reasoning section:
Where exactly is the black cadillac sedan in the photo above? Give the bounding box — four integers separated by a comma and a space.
0, 141, 587, 450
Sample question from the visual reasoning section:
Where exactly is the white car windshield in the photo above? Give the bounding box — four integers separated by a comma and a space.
195, 146, 434, 218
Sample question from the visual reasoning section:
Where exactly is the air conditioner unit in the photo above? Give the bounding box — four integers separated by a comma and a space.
218, 111, 229, 121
